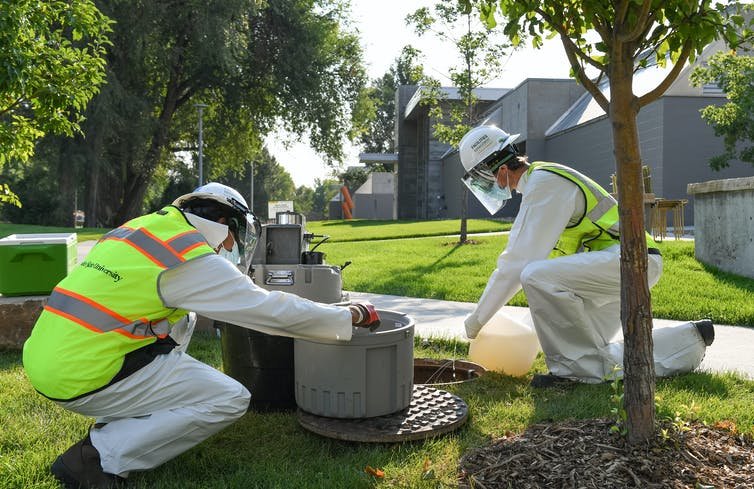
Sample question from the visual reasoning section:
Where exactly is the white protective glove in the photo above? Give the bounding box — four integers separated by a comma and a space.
464, 313, 483, 340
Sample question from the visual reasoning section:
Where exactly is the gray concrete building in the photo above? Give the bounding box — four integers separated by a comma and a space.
394, 40, 754, 225
352, 172, 396, 220
395, 86, 508, 219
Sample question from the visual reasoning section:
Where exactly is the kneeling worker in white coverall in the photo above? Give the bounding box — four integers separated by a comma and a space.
22, 182, 380, 488
458, 125, 714, 388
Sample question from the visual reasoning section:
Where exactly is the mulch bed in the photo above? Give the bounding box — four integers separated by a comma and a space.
459, 418, 754, 488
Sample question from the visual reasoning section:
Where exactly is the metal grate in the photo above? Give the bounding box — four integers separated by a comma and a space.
297, 385, 468, 443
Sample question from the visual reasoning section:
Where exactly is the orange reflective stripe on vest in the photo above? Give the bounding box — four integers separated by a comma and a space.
45, 287, 170, 338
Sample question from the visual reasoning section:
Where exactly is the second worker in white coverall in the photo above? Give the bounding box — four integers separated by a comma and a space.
457, 125, 714, 388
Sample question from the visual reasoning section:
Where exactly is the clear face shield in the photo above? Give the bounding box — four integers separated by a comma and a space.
227, 212, 259, 275
224, 195, 260, 275
462, 149, 516, 215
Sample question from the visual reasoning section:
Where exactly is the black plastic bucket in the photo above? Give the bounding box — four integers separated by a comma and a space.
219, 322, 296, 411
300, 251, 324, 265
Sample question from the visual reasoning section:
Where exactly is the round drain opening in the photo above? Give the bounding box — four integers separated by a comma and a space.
297, 385, 468, 442
414, 358, 486, 385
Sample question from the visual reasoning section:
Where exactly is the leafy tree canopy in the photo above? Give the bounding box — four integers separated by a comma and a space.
359, 46, 424, 154
407, 2, 507, 148
23, 0, 370, 226
691, 51, 754, 169
468, 0, 753, 112
0, 0, 111, 167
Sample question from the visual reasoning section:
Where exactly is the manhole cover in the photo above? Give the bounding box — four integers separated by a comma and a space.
414, 358, 486, 385
297, 385, 468, 442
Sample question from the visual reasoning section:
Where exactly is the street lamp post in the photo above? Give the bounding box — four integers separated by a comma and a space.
194, 103, 208, 186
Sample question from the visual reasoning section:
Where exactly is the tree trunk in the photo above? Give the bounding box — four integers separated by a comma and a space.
610, 58, 656, 444
112, 64, 183, 224
56, 138, 76, 227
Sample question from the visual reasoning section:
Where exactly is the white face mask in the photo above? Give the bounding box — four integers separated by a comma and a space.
184, 212, 229, 250
218, 241, 241, 267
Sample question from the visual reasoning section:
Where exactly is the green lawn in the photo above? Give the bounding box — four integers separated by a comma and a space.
2, 220, 753, 488
305, 218, 512, 242
323, 235, 754, 326
0, 219, 508, 245
0, 223, 109, 242
1, 337, 752, 489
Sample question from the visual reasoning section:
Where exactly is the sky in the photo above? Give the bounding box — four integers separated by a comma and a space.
266, 0, 574, 188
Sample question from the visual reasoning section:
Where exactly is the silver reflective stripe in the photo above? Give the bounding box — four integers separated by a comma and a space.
102, 228, 131, 240
587, 195, 620, 235
540, 163, 618, 233
169, 231, 207, 255
47, 289, 127, 333
47, 289, 161, 338
103, 228, 182, 268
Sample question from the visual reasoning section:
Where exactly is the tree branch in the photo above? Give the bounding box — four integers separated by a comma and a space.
638, 40, 693, 107
0, 96, 27, 118
591, 15, 612, 41
535, 7, 606, 72
615, 0, 630, 25
558, 35, 609, 112
617, 0, 653, 43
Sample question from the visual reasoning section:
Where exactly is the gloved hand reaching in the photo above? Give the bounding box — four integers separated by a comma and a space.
464, 313, 483, 339
349, 302, 381, 330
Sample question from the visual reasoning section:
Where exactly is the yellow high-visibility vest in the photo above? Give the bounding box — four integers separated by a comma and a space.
23, 206, 215, 400
528, 162, 658, 256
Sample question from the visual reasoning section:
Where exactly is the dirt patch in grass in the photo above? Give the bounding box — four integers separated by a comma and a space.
442, 240, 481, 246
459, 418, 754, 488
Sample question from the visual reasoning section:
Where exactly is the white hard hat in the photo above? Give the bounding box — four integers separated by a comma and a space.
459, 125, 519, 172
174, 182, 259, 274
173, 182, 250, 216
458, 126, 520, 215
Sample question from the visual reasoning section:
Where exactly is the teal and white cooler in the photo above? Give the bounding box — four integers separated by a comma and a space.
0, 233, 78, 296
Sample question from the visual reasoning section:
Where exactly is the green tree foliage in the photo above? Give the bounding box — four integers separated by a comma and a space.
0, 183, 20, 208
408, 4, 506, 147
691, 51, 754, 169
359, 46, 424, 155
339, 166, 369, 194
311, 177, 340, 219
294, 185, 316, 219
0, 0, 110, 208
407, 2, 507, 242
16, 0, 367, 227
465, 0, 753, 443
0, 0, 110, 165
160, 146, 297, 221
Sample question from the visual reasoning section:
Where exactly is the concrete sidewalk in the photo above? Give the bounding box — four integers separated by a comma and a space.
78, 241, 753, 380
349, 291, 754, 380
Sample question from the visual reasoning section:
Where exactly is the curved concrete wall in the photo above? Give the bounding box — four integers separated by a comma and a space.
687, 177, 754, 279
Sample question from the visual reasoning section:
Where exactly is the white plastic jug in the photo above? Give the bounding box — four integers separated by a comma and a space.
468, 310, 540, 376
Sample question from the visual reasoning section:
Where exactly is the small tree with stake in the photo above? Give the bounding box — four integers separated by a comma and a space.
462, 0, 753, 443
407, 3, 507, 241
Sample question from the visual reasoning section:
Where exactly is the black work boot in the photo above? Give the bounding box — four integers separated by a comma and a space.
51, 435, 125, 489
693, 319, 715, 347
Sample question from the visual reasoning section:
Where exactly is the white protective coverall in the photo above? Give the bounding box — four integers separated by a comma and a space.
464, 167, 708, 383
59, 214, 353, 477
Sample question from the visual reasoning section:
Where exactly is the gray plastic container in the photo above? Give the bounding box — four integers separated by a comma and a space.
251, 264, 343, 304
294, 310, 414, 418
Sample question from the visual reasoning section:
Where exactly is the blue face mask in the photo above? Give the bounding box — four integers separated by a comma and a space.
218, 241, 241, 268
